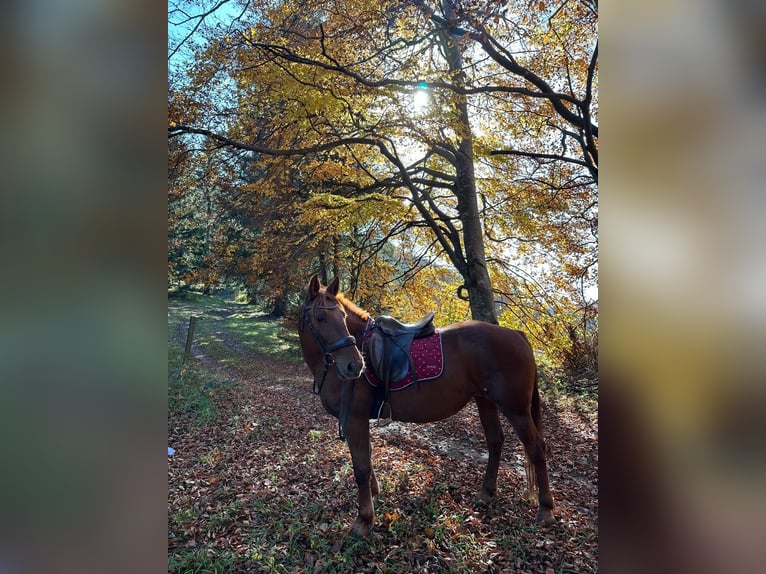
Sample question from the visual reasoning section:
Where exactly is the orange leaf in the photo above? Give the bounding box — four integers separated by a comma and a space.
384, 510, 400, 524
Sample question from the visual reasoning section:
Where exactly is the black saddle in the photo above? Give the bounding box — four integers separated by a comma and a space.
374, 312, 435, 339
367, 312, 435, 392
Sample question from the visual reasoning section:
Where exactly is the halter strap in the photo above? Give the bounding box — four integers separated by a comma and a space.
303, 304, 357, 356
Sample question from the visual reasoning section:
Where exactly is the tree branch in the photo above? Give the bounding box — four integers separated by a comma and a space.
168, 0, 235, 61
169, 124, 382, 156
488, 148, 591, 168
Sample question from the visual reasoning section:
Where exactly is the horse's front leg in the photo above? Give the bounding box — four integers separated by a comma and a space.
346, 415, 375, 537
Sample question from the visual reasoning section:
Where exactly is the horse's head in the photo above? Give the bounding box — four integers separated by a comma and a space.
302, 274, 365, 381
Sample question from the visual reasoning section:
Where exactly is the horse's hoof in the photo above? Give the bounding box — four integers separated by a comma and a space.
477, 487, 496, 503
536, 507, 556, 526
349, 519, 372, 538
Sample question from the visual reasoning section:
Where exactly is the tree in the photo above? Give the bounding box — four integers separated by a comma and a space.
168, 0, 597, 364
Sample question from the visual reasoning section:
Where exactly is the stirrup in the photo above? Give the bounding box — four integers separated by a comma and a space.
376, 401, 392, 426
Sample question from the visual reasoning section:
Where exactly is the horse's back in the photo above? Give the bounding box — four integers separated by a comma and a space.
441, 320, 533, 353
440, 320, 536, 378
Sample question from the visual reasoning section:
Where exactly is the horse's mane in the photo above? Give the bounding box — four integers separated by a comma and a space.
336, 293, 370, 322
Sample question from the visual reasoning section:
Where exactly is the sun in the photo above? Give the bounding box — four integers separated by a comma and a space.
412, 83, 429, 113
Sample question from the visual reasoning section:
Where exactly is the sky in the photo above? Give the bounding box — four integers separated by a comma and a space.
168, 0, 245, 69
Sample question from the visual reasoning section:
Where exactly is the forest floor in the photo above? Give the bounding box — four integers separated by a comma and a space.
168, 294, 598, 573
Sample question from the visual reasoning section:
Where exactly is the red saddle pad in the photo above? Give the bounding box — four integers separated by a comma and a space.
364, 330, 444, 391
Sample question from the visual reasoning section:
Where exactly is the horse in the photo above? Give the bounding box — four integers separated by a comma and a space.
298, 274, 555, 537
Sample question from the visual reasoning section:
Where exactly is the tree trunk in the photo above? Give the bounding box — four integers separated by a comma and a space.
440, 0, 497, 324
332, 236, 340, 281
455, 153, 497, 325
269, 294, 288, 318
318, 252, 329, 285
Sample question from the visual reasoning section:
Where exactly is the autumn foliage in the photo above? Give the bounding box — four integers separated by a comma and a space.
168, 0, 597, 379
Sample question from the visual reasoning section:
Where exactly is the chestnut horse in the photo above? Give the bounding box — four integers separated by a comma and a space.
298, 275, 555, 537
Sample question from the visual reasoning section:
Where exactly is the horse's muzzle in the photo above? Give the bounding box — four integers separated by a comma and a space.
336, 353, 365, 380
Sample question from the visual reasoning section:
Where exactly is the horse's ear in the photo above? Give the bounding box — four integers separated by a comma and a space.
307, 274, 321, 300
327, 275, 341, 297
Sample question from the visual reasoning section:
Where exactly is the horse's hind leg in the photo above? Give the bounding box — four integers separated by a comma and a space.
503, 410, 556, 525
475, 396, 505, 502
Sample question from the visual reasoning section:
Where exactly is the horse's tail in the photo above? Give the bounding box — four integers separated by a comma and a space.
531, 361, 543, 437
525, 352, 542, 497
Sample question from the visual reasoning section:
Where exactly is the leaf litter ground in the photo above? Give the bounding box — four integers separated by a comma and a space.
168, 297, 597, 573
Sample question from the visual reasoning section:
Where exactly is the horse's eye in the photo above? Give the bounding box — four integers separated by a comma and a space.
317, 313, 326, 323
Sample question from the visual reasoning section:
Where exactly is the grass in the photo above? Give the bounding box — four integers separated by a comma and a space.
170, 294, 301, 366
168, 548, 239, 574
168, 291, 303, 423
168, 493, 548, 574
168, 364, 219, 425
224, 313, 302, 361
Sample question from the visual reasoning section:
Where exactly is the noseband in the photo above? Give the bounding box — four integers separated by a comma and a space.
302, 302, 357, 394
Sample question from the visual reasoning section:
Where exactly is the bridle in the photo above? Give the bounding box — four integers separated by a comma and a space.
302, 301, 357, 395
301, 299, 361, 441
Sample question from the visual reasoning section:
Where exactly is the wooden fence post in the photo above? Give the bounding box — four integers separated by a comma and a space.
183, 316, 198, 365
